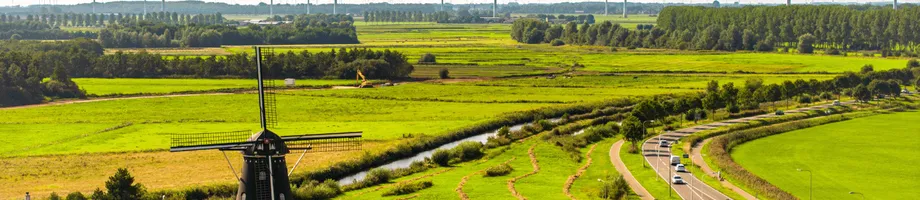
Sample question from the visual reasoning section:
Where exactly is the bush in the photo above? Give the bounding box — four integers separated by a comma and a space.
908, 59, 920, 68
550, 39, 565, 46
798, 95, 812, 104
65, 192, 87, 200
363, 168, 392, 185
797, 34, 816, 54
48, 192, 62, 200
451, 141, 484, 162
438, 68, 450, 79
825, 48, 840, 55
419, 53, 436, 64
597, 175, 629, 199
382, 181, 433, 196
484, 163, 514, 177
430, 149, 452, 166
294, 180, 342, 200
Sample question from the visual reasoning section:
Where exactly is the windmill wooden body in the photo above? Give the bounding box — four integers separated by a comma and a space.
170, 47, 361, 200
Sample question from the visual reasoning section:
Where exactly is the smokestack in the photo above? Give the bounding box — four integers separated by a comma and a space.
493, 0, 496, 18
623, 0, 627, 18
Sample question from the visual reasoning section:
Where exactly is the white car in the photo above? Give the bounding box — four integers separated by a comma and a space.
675, 164, 687, 172
659, 140, 670, 147
670, 155, 681, 166
672, 175, 685, 184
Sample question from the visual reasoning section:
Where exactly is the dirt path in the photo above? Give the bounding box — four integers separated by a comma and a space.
456, 157, 517, 200
563, 144, 598, 199
0, 93, 234, 110
610, 140, 654, 200
507, 144, 540, 200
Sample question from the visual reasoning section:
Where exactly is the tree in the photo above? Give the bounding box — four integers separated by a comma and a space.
702, 92, 722, 119
439, 68, 449, 79
65, 192, 87, 200
908, 59, 920, 68
781, 80, 797, 109
419, 53, 436, 64
630, 100, 661, 123
620, 115, 646, 149
797, 33, 815, 54
861, 65, 875, 74
888, 80, 901, 97
105, 168, 145, 200
852, 84, 871, 103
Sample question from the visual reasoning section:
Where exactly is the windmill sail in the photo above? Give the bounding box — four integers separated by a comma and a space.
169, 130, 254, 152
282, 132, 362, 152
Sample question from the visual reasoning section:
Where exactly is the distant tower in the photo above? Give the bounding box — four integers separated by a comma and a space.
786, 0, 790, 5
605, 0, 609, 16
623, 0, 627, 18
334, 0, 337, 14
307, 0, 311, 14
493, 0, 496, 18
270, 0, 274, 16
92, 0, 96, 13
893, 0, 898, 9
441, 0, 444, 12
143, 0, 147, 16
161, 0, 165, 12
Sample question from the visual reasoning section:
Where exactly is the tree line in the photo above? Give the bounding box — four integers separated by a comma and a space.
513, 5, 920, 56
619, 60, 920, 148
97, 14, 358, 48
658, 5, 920, 54
361, 10, 508, 24
523, 14, 596, 24
0, 20, 96, 40
0, 39, 413, 107
0, 12, 226, 27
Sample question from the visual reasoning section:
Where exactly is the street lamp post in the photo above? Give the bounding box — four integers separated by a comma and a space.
797, 169, 813, 200
849, 191, 865, 200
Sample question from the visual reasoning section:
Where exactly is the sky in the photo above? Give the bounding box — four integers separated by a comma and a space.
2, 0, 909, 7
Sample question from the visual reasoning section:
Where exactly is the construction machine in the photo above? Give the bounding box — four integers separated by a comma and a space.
356, 69, 373, 88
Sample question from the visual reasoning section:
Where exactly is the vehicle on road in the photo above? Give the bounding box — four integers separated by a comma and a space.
659, 140, 669, 147
672, 175, 685, 184
670, 155, 681, 166
833, 100, 841, 106
675, 164, 687, 172
775, 110, 785, 115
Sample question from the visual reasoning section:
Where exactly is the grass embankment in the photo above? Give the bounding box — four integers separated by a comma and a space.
732, 111, 920, 199
619, 140, 681, 200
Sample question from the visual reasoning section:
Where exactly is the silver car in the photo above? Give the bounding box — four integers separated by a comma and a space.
675, 164, 687, 172
672, 175, 685, 184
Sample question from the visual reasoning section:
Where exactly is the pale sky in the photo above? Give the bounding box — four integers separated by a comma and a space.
2, 0, 909, 7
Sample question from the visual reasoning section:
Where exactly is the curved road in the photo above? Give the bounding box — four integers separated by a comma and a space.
641, 102, 847, 200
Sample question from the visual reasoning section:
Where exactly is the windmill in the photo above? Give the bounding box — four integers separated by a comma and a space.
169, 47, 363, 200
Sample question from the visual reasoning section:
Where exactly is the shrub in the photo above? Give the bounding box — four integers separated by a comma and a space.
550, 39, 565, 46
48, 192, 62, 200
451, 141, 484, 162
485, 136, 511, 148
496, 126, 511, 138
294, 180, 342, 200
438, 68, 450, 79
797, 34, 816, 54
597, 175, 629, 200
105, 168, 145, 200
798, 95, 812, 104
484, 163, 514, 177
382, 181, 433, 196
908, 59, 920, 68
430, 149, 452, 166
65, 192, 87, 200
419, 53, 436, 64
825, 48, 840, 55
363, 168, 392, 185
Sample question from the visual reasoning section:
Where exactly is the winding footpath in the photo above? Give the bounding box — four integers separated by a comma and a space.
627, 101, 848, 200
456, 157, 517, 200
563, 144, 598, 199
507, 145, 540, 200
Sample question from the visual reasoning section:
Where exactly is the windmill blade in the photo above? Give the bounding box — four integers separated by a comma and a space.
256, 47, 279, 130
281, 132, 362, 152
170, 130, 255, 152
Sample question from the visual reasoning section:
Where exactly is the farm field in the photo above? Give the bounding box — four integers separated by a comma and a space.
731, 111, 920, 199
72, 78, 362, 95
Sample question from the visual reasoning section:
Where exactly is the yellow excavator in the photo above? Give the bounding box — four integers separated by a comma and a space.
356, 69, 373, 88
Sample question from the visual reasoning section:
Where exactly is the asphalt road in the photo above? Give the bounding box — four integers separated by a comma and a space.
641, 102, 848, 200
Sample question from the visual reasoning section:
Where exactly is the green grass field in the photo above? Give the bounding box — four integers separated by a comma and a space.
732, 111, 920, 199
72, 78, 362, 95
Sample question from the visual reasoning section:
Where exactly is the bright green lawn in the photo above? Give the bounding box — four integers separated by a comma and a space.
72, 78, 361, 95
463, 74, 835, 89
732, 111, 920, 200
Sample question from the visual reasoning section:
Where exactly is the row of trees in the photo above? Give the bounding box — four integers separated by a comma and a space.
97, 14, 358, 48
523, 14, 596, 24
512, 19, 662, 48
363, 11, 451, 23
0, 21, 97, 40
620, 61, 920, 147
0, 12, 225, 28
0, 39, 98, 106
657, 5, 920, 53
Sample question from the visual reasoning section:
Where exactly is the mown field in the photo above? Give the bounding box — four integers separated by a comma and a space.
72, 78, 362, 95
731, 111, 920, 199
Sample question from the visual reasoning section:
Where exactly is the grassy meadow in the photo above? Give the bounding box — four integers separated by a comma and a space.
73, 78, 362, 95
731, 111, 920, 200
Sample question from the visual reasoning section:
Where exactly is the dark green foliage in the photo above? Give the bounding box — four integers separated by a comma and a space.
420, 53, 437, 64
439, 68, 449, 79
597, 175, 629, 200
797, 95, 812, 104
550, 39, 565, 46
431, 149, 452, 166
293, 180, 342, 200
825, 48, 840, 55
797, 34, 816, 54
452, 141, 484, 162
65, 192, 86, 200
908, 59, 920, 68
621, 115, 646, 149
381, 181, 433, 197
483, 163, 514, 177
48, 192, 61, 200
861, 64, 875, 74
105, 168, 145, 200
